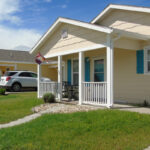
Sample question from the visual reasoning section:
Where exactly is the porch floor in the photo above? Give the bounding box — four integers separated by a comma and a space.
60, 98, 78, 105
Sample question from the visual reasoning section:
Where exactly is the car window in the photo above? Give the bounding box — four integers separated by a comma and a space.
30, 73, 37, 78
19, 72, 32, 77
4, 72, 17, 76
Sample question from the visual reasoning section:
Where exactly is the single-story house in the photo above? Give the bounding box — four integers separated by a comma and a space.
0, 49, 57, 81
30, 4, 150, 107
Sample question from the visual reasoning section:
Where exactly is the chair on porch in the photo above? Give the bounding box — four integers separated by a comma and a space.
62, 81, 79, 101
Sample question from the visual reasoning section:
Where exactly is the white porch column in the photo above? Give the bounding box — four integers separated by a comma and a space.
107, 35, 114, 108
79, 51, 84, 105
37, 64, 41, 98
58, 55, 62, 101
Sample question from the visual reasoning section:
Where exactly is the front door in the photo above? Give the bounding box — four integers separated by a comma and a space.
94, 59, 104, 82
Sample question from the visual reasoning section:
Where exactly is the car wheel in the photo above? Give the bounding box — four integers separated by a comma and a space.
12, 83, 21, 92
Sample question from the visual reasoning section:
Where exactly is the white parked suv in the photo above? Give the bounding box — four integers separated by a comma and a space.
0, 71, 51, 92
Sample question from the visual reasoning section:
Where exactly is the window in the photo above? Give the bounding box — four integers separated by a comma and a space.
19, 72, 32, 77
94, 59, 104, 82
73, 60, 79, 85
4, 72, 17, 76
147, 50, 150, 72
144, 48, 150, 73
30, 73, 37, 78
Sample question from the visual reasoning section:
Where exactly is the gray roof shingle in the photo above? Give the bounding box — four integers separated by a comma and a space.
0, 49, 35, 63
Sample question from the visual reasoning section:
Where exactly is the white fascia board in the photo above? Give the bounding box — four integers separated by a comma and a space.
30, 17, 112, 55
91, 5, 111, 24
60, 18, 112, 33
45, 43, 106, 59
91, 4, 150, 24
30, 19, 60, 55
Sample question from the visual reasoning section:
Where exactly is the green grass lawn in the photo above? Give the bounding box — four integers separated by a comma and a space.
0, 109, 150, 150
0, 92, 43, 124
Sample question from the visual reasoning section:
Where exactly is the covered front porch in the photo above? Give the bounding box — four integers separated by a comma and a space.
37, 35, 114, 108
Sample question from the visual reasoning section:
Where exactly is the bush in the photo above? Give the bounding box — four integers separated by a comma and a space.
43, 93, 55, 103
0, 88, 6, 95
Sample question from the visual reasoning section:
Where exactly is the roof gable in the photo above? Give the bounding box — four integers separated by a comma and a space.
91, 4, 150, 24
30, 17, 112, 54
35, 23, 108, 59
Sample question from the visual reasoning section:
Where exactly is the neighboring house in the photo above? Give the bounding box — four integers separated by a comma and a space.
30, 4, 150, 107
0, 49, 57, 81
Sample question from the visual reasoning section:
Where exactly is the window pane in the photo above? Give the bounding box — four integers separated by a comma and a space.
94, 73, 104, 82
148, 50, 150, 60
73, 74, 78, 85
19, 72, 31, 77
30, 73, 37, 78
73, 60, 78, 72
148, 61, 150, 72
4, 72, 17, 76
94, 59, 104, 72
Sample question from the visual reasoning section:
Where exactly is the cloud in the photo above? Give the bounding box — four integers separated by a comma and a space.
44, 0, 52, 3
0, 25, 41, 50
61, 4, 67, 9
0, 0, 21, 24
0, 0, 42, 50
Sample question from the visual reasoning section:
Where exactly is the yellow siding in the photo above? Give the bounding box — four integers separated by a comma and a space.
64, 48, 150, 104
114, 48, 150, 104
97, 9, 150, 36
39, 23, 107, 58
41, 65, 57, 81
0, 62, 57, 81
17, 63, 37, 72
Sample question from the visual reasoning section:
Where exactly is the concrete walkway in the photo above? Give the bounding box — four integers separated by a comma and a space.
144, 146, 150, 150
113, 104, 150, 114
0, 103, 102, 129
0, 103, 150, 130
0, 113, 42, 129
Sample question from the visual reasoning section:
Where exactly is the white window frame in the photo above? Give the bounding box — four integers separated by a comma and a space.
144, 46, 150, 74
71, 58, 79, 85
92, 57, 106, 82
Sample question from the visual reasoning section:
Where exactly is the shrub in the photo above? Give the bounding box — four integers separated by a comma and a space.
0, 88, 6, 95
43, 93, 55, 103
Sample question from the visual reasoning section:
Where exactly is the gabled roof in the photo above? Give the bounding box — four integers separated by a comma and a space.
0, 49, 35, 63
91, 4, 150, 24
30, 17, 113, 54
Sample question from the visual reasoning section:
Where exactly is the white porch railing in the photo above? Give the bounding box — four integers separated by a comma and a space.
39, 82, 59, 98
82, 82, 107, 106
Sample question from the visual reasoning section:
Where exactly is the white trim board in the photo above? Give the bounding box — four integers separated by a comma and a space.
0, 60, 36, 65
30, 17, 112, 55
0, 64, 17, 70
91, 4, 150, 24
45, 44, 106, 59
144, 46, 150, 74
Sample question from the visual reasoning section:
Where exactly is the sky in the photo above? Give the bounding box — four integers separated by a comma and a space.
0, 0, 150, 51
